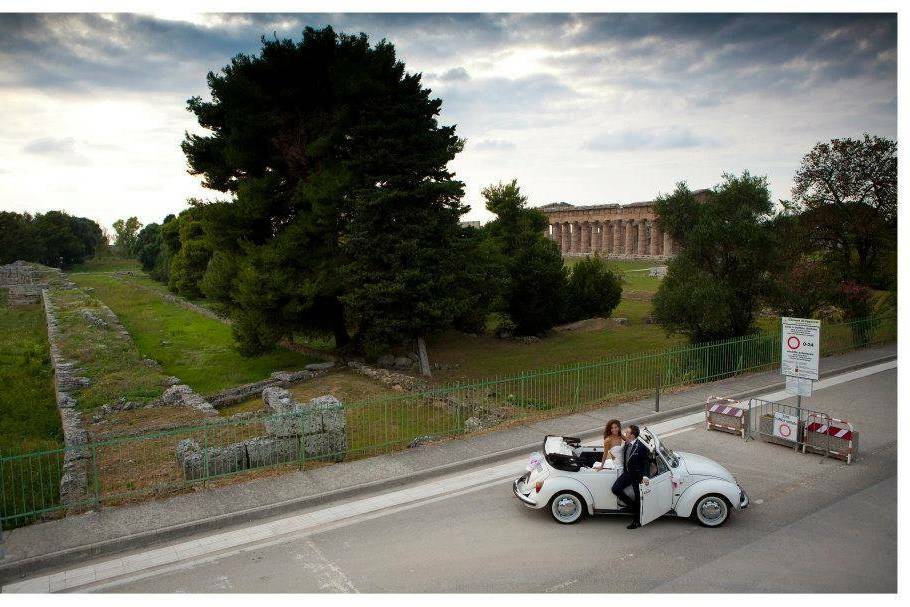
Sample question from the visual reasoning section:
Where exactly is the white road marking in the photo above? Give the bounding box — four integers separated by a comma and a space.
4, 359, 894, 593
298, 539, 359, 593
75, 476, 513, 592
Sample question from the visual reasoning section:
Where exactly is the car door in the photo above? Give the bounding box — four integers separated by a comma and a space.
639, 456, 673, 525
578, 467, 619, 510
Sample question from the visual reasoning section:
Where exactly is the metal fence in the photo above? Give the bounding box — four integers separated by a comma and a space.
0, 313, 895, 528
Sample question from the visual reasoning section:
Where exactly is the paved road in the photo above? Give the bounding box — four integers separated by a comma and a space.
8, 364, 897, 593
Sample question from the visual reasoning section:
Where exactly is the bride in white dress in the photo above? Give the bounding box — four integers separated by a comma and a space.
596, 419, 625, 472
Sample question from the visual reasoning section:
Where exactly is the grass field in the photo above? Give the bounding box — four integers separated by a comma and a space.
427, 298, 684, 383
0, 292, 61, 455
70, 273, 318, 396
50, 285, 171, 410
69, 256, 142, 274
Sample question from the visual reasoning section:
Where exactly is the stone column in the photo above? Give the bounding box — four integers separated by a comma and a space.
650, 224, 662, 256
638, 220, 650, 256
551, 223, 561, 252
571, 222, 582, 254
592, 222, 603, 254
611, 220, 621, 255
581, 222, 592, 254
560, 222, 571, 253
624, 219, 635, 257
602, 220, 612, 255
663, 231, 673, 257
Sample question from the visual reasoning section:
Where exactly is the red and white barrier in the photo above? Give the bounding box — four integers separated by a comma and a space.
803, 413, 857, 463
705, 396, 750, 438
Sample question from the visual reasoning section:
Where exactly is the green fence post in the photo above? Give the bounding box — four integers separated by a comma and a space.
298, 409, 306, 470
654, 371, 661, 412
202, 424, 209, 487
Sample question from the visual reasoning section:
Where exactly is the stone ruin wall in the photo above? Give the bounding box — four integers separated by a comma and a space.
1, 260, 49, 306
175, 387, 347, 480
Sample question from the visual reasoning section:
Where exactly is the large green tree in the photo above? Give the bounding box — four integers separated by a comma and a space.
182, 26, 468, 360
479, 180, 567, 335
166, 204, 213, 299
112, 216, 142, 255
652, 174, 776, 342
1, 211, 101, 267
791, 134, 896, 288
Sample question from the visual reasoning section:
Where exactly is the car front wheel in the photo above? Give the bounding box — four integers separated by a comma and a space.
692, 494, 730, 527
549, 491, 585, 524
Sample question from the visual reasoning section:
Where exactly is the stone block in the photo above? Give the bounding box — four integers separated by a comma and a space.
265, 412, 303, 438
179, 441, 248, 480
262, 386, 296, 414
246, 436, 300, 468
304, 433, 332, 458
325, 430, 347, 462
308, 395, 344, 433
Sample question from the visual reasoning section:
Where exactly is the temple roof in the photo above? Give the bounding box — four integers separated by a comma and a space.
536, 189, 710, 213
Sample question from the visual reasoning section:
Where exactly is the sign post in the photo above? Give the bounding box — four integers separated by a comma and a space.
781, 317, 821, 441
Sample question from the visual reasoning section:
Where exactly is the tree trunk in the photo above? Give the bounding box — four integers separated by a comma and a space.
331, 304, 351, 348
416, 335, 432, 378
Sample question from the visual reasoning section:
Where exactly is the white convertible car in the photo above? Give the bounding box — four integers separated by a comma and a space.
513, 428, 748, 527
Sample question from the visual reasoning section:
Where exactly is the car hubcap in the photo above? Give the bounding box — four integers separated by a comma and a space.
555, 496, 579, 520
699, 498, 726, 523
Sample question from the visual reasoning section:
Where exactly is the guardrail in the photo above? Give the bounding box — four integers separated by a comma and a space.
0, 313, 895, 528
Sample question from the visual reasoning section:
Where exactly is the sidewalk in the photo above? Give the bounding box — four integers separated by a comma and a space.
0, 343, 896, 581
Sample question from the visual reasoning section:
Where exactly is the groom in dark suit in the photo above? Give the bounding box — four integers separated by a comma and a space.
611, 425, 650, 529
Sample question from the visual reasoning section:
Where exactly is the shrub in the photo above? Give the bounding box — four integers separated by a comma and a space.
564, 256, 623, 322
484, 312, 516, 338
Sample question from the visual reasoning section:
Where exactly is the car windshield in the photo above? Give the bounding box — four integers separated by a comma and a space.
657, 438, 680, 468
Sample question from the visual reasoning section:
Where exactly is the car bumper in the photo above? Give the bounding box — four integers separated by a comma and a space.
513, 474, 538, 507
738, 486, 749, 510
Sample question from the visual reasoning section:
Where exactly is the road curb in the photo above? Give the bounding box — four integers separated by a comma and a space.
0, 352, 896, 584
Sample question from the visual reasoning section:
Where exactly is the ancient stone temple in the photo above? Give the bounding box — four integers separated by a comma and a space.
538, 189, 709, 259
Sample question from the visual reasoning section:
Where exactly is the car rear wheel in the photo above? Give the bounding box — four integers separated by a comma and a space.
549, 491, 585, 524
692, 494, 730, 527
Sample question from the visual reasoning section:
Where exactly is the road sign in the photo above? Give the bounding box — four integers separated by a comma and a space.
773, 411, 799, 442
786, 376, 813, 397
781, 317, 821, 381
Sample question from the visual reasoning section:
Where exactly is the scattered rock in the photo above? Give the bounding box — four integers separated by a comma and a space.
393, 356, 413, 370
612, 317, 629, 326
648, 266, 668, 278
348, 361, 428, 392
304, 361, 335, 371
159, 384, 217, 416
160, 340, 171, 346
464, 416, 483, 432
518, 335, 540, 344
80, 309, 108, 329
377, 354, 396, 368
409, 435, 438, 448
554, 317, 608, 332
164, 376, 182, 387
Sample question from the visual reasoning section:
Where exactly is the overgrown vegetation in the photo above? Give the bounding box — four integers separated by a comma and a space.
70, 273, 317, 395
49, 285, 171, 409
0, 291, 61, 455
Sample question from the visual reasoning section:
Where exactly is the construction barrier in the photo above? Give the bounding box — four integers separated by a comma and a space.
747, 398, 857, 464
803, 413, 857, 464
705, 396, 750, 438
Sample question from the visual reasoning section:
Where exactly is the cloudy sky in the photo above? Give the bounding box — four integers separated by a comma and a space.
0, 12, 897, 230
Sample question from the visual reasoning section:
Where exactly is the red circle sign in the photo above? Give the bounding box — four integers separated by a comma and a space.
787, 336, 801, 350
778, 423, 792, 437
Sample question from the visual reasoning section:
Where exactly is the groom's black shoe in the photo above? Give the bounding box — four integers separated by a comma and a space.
627, 522, 641, 529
